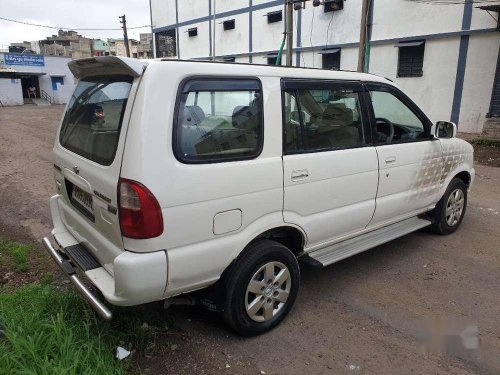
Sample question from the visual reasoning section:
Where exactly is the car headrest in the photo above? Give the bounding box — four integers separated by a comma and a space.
183, 105, 205, 125
232, 105, 255, 129
323, 103, 353, 125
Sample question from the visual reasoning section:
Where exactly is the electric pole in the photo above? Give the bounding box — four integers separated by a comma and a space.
357, 0, 369, 72
285, 0, 294, 66
119, 15, 131, 58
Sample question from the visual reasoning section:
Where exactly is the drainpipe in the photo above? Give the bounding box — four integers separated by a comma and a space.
212, 0, 217, 61
364, 0, 374, 73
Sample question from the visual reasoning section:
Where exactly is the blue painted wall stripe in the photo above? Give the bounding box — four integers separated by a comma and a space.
451, 0, 473, 124
184, 27, 495, 61
249, 0, 253, 63
209, 0, 212, 58
175, 0, 180, 58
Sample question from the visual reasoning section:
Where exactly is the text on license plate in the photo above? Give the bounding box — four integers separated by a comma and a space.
72, 186, 93, 212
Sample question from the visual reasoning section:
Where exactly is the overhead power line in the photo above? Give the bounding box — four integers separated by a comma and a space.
407, 0, 500, 5
0, 16, 150, 31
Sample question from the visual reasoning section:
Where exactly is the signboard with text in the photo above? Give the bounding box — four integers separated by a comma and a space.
4, 53, 45, 67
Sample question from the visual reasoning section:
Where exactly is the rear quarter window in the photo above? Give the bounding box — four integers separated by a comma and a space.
59, 76, 132, 166
174, 78, 263, 163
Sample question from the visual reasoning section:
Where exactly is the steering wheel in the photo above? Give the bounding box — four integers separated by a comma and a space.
375, 117, 395, 144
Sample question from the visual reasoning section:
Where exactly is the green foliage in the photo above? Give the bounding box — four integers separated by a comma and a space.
0, 285, 150, 374
0, 237, 33, 271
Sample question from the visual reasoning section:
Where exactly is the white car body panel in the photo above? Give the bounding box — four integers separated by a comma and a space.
283, 147, 379, 248
370, 140, 444, 226
45, 57, 475, 310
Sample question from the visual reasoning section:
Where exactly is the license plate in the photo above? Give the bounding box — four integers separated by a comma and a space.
72, 185, 94, 213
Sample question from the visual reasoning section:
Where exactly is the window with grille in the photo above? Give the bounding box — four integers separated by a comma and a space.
322, 50, 341, 70
155, 29, 176, 57
397, 41, 425, 78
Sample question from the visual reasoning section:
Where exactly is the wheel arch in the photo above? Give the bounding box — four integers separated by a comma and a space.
243, 225, 307, 258
199, 224, 306, 312
453, 170, 472, 188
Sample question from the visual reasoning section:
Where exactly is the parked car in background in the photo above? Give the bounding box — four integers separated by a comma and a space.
43, 57, 474, 335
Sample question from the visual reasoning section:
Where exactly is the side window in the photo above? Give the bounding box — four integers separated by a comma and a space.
283, 87, 365, 153
175, 79, 263, 163
369, 90, 426, 143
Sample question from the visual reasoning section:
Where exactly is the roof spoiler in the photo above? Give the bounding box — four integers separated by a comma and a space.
68, 56, 147, 79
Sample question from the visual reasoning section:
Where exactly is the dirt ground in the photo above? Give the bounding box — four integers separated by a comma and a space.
1, 105, 500, 374
471, 146, 500, 168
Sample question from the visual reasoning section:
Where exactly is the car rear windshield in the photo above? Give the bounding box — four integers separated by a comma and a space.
59, 76, 132, 166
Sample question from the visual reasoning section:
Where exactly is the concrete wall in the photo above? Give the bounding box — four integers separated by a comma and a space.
371, 0, 463, 40
215, 12, 250, 56
252, 5, 285, 53
151, 0, 176, 28
369, 37, 461, 124
459, 33, 500, 133
179, 22, 211, 59
0, 79, 23, 106
300, 0, 361, 47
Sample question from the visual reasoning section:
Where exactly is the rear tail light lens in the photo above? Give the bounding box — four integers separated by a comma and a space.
118, 178, 163, 239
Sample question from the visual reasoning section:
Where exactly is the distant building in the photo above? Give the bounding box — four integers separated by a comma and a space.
109, 38, 139, 58
0, 52, 75, 106
92, 39, 110, 56
39, 30, 93, 59
8, 41, 38, 54
137, 33, 153, 58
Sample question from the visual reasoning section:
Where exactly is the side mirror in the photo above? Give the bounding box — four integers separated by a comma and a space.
434, 121, 457, 139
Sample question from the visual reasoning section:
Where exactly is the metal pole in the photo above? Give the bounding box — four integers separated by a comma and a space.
357, 0, 369, 72
120, 15, 131, 58
149, 0, 156, 58
285, 0, 294, 66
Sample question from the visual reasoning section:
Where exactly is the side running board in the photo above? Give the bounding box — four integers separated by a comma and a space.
308, 217, 432, 267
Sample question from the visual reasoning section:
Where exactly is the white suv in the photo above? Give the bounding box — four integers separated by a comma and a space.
43, 57, 474, 336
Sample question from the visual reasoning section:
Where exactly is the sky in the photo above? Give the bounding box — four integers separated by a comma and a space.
0, 0, 152, 50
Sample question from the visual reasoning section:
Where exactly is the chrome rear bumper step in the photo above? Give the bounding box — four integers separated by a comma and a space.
42, 237, 113, 320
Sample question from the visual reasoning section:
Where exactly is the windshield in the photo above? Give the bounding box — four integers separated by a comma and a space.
59, 76, 132, 166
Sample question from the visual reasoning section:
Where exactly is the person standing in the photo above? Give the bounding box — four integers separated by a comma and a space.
27, 85, 36, 98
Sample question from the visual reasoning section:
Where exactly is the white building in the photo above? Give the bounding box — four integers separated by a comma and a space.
0, 53, 75, 106
150, 0, 500, 134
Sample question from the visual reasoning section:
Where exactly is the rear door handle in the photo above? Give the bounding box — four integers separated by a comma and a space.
385, 156, 397, 164
291, 169, 309, 181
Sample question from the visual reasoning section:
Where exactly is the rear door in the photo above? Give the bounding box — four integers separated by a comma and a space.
365, 83, 443, 227
282, 79, 379, 250
53, 58, 144, 271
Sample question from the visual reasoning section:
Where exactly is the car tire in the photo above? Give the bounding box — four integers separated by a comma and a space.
223, 239, 300, 336
430, 178, 468, 235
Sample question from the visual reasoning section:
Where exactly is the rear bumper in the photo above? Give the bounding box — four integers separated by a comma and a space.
42, 237, 113, 320
46, 194, 168, 316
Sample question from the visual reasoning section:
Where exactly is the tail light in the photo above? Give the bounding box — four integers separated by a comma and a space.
118, 178, 163, 239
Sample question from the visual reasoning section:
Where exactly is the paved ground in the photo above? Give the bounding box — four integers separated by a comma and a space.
1, 105, 500, 374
